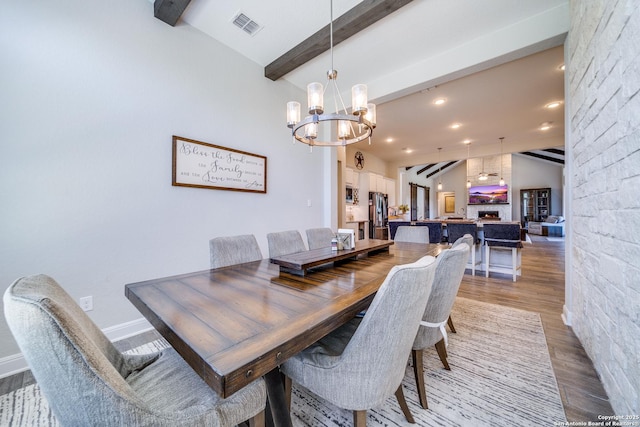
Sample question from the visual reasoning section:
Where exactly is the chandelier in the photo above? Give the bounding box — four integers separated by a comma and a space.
286, 0, 376, 148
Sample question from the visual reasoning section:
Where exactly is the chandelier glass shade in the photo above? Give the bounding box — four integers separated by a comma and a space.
286, 1, 376, 147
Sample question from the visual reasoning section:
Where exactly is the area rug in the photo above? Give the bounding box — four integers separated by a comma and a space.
0, 298, 566, 426
289, 297, 567, 426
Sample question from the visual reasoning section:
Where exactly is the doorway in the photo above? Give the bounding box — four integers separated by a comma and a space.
410, 183, 430, 220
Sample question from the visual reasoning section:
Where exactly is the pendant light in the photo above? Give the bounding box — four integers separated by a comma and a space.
437, 148, 443, 191
499, 137, 505, 187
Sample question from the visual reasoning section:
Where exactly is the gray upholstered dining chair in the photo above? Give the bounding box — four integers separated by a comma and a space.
281, 255, 438, 427
267, 230, 307, 258
446, 234, 475, 333
209, 234, 263, 268
483, 222, 523, 281
306, 227, 335, 250
3, 275, 267, 427
414, 221, 443, 243
393, 225, 429, 243
447, 222, 480, 275
411, 243, 469, 409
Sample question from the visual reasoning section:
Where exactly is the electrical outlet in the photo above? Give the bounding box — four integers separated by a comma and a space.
79, 296, 93, 311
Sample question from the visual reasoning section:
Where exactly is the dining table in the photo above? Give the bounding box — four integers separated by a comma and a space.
125, 240, 448, 427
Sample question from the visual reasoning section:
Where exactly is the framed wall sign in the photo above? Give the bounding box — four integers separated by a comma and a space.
445, 195, 455, 213
172, 135, 267, 194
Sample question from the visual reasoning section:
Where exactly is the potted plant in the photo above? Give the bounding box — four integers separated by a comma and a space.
398, 204, 410, 220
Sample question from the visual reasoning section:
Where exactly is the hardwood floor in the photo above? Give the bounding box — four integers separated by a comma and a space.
0, 235, 613, 423
458, 234, 614, 421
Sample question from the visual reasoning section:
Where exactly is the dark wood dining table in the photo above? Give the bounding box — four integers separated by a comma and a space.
125, 241, 448, 427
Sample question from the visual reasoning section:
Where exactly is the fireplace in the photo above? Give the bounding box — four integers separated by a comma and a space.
478, 210, 500, 220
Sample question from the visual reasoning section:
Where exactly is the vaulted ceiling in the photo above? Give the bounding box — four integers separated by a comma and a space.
154, 0, 569, 169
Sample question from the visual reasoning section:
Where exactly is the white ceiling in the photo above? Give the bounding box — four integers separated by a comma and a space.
180, 0, 568, 167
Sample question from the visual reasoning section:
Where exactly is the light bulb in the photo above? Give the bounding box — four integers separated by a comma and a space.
351, 84, 368, 115
305, 122, 318, 139
338, 120, 350, 139
307, 82, 323, 114
286, 101, 300, 127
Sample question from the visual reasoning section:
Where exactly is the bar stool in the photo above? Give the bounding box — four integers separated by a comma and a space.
414, 221, 443, 243
447, 222, 480, 276
483, 223, 523, 282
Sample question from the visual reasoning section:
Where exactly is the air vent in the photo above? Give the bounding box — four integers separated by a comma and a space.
231, 12, 262, 36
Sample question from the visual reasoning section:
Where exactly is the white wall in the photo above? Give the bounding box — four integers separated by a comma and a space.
0, 0, 327, 358
511, 154, 564, 221
568, 0, 640, 414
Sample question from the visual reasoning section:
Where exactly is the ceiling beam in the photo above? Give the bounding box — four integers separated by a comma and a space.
416, 164, 436, 175
521, 151, 565, 165
265, 0, 414, 81
154, 0, 192, 26
425, 161, 457, 179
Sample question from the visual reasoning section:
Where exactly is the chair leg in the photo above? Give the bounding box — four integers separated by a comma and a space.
435, 338, 450, 370
447, 315, 456, 333
284, 375, 292, 411
353, 410, 367, 427
485, 245, 490, 278
411, 349, 428, 409
471, 243, 476, 276
249, 410, 266, 427
395, 385, 415, 423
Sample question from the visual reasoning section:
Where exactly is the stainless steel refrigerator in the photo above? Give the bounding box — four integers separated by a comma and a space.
369, 192, 389, 240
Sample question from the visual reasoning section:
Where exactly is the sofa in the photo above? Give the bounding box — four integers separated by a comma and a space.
527, 215, 565, 237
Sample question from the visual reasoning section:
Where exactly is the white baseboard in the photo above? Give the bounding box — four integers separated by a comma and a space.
0, 317, 153, 379
562, 304, 572, 326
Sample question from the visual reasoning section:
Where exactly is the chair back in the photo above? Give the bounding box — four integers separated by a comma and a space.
3, 275, 156, 423
322, 255, 437, 409
413, 243, 470, 350
209, 234, 263, 268
306, 228, 335, 250
388, 221, 411, 239
452, 233, 474, 250
394, 225, 429, 244
483, 223, 523, 248
267, 230, 307, 258
447, 222, 478, 244
415, 221, 443, 243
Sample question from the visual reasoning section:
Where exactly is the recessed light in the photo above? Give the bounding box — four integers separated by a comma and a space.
540, 122, 553, 131
462, 139, 471, 145
545, 101, 562, 109
433, 98, 446, 106
386, 138, 394, 143
402, 147, 413, 153
558, 64, 565, 71
450, 123, 461, 129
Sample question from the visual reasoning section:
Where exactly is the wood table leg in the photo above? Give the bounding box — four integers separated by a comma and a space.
264, 368, 293, 427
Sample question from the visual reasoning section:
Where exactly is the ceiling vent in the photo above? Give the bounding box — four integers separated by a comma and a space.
231, 12, 262, 36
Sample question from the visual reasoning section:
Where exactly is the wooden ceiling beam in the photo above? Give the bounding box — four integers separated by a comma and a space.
521, 151, 565, 164
265, 0, 414, 81
154, 0, 192, 27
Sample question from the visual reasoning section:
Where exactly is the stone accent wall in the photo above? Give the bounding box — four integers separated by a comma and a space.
568, 0, 640, 415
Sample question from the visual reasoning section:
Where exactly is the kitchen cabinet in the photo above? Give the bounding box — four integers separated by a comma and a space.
384, 178, 396, 206
345, 168, 359, 188
367, 173, 387, 193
